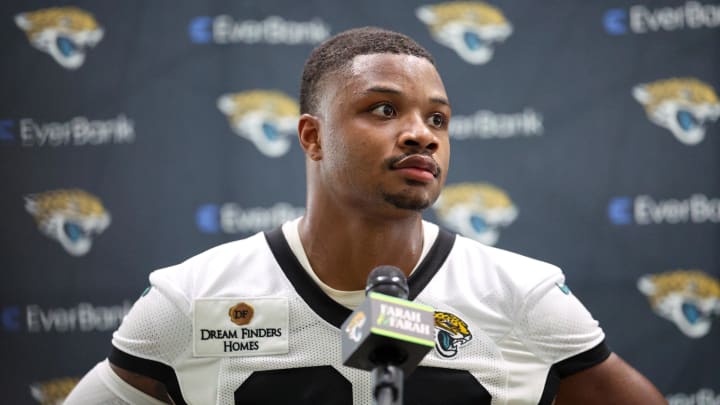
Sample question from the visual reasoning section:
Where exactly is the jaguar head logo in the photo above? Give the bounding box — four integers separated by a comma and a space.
434, 182, 517, 245
30, 377, 79, 405
633, 78, 720, 145
345, 311, 367, 343
638, 270, 720, 338
218, 90, 300, 158
434, 311, 472, 358
25, 189, 111, 256
417, 1, 512, 65
15, 7, 104, 69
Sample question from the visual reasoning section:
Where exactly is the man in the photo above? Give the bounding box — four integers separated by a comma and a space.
66, 27, 666, 404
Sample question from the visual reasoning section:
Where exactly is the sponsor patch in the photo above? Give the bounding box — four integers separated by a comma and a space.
193, 298, 288, 357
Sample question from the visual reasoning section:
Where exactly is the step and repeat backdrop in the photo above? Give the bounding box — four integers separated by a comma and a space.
1, 0, 719, 403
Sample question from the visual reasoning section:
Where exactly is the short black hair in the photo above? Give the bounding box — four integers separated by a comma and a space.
299, 27, 435, 115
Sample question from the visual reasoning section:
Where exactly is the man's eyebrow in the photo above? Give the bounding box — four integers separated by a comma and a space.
364, 86, 401, 95
430, 96, 450, 107
364, 86, 451, 107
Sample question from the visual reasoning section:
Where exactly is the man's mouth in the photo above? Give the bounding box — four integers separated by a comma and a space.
391, 154, 439, 177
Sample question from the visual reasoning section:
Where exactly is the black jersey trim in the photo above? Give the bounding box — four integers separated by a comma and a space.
265, 227, 352, 327
109, 345, 187, 405
407, 227, 456, 300
264, 225, 456, 328
537, 340, 612, 404
554, 339, 611, 378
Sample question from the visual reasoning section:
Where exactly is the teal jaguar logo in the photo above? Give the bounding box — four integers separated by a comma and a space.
416, 1, 512, 65
25, 189, 111, 256
30, 376, 79, 404
434, 311, 472, 358
633, 78, 720, 145
15, 7, 103, 69
638, 270, 720, 338
433, 182, 517, 245
217, 90, 300, 158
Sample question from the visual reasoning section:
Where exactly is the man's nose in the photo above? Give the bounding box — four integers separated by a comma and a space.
397, 114, 439, 153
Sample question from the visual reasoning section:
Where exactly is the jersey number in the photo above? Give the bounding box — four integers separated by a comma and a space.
234, 366, 491, 404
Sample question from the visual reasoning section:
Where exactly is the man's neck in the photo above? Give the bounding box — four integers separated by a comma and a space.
298, 212, 424, 291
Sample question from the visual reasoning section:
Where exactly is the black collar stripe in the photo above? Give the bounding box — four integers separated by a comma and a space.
264, 226, 456, 328
265, 227, 352, 326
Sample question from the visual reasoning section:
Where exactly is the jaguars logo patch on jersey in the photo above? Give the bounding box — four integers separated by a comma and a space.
30, 377, 79, 405
15, 7, 104, 70
345, 311, 366, 343
218, 90, 300, 158
633, 78, 720, 145
638, 270, 720, 338
433, 182, 517, 246
416, 1, 512, 65
25, 189, 111, 256
434, 311, 473, 358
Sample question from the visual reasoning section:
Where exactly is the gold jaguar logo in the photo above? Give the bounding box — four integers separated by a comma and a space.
217, 90, 300, 158
30, 377, 79, 405
434, 311, 472, 358
633, 78, 720, 145
345, 311, 367, 343
416, 1, 512, 65
15, 7, 104, 69
638, 270, 720, 338
25, 189, 111, 256
434, 182, 517, 245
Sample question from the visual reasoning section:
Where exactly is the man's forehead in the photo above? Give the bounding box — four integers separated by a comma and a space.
316, 53, 447, 114
348, 53, 436, 77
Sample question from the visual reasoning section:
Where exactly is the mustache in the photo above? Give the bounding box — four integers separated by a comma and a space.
385, 153, 442, 178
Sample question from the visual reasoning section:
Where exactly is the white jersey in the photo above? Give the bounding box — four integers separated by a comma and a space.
111, 221, 608, 405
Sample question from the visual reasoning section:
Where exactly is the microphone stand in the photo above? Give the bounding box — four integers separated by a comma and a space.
372, 364, 403, 405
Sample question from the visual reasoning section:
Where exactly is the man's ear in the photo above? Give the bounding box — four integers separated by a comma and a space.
298, 114, 323, 161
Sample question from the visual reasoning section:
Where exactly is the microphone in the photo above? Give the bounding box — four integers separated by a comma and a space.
341, 266, 435, 405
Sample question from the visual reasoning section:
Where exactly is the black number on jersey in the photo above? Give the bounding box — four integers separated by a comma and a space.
234, 366, 491, 404
234, 366, 351, 404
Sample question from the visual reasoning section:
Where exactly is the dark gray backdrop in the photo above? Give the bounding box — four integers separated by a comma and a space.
1, 1, 719, 403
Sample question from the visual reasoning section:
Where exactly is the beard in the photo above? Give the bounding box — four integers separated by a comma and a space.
381, 184, 438, 211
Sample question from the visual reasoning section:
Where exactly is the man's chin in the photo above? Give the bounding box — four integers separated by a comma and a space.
382, 192, 434, 211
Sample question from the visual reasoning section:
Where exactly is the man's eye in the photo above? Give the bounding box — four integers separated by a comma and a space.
428, 113, 446, 128
371, 103, 396, 118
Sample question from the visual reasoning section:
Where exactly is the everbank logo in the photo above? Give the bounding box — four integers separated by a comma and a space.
667, 388, 720, 405
1, 302, 131, 333
449, 108, 543, 140
609, 194, 720, 225
0, 115, 135, 147
604, 1, 720, 35
189, 15, 330, 45
196, 202, 305, 234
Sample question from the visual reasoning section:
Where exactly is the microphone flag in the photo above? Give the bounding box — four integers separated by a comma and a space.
341, 291, 435, 375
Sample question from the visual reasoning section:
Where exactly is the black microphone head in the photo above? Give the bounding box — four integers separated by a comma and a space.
365, 265, 409, 299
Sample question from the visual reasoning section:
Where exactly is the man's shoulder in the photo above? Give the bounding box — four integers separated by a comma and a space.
446, 231, 563, 294
148, 231, 278, 299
